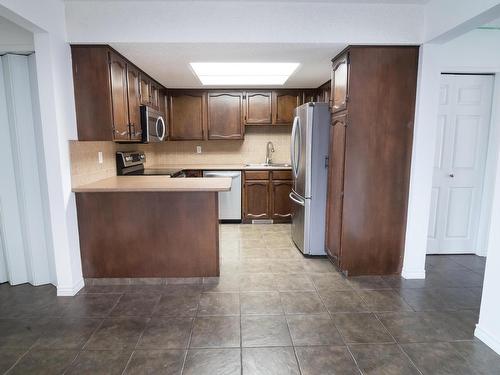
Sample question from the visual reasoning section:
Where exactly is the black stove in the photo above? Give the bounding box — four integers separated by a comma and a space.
116, 151, 184, 177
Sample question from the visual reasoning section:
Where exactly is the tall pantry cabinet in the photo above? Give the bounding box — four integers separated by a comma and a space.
325, 46, 419, 276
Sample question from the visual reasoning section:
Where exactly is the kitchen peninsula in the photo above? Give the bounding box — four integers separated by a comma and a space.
72, 176, 231, 279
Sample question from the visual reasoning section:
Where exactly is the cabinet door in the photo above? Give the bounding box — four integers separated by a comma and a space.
140, 74, 151, 106
270, 180, 292, 222
273, 90, 301, 125
325, 114, 347, 264
207, 92, 244, 139
331, 53, 349, 113
245, 91, 272, 125
168, 91, 206, 140
109, 52, 130, 141
150, 82, 160, 109
244, 180, 270, 219
126, 64, 142, 141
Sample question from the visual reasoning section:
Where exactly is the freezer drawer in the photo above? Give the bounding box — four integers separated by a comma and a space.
203, 171, 242, 220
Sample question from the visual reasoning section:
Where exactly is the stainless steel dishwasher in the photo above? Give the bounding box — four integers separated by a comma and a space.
203, 171, 242, 221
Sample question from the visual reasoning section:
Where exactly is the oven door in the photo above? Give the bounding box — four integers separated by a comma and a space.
141, 106, 166, 143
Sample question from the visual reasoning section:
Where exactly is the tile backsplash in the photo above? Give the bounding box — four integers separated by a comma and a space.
69, 126, 291, 187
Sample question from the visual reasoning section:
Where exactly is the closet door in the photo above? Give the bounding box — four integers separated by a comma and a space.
325, 114, 347, 264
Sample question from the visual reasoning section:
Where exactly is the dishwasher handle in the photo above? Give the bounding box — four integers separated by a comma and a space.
204, 172, 241, 179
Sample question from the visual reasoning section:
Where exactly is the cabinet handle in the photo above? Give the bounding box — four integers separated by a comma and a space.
114, 129, 129, 136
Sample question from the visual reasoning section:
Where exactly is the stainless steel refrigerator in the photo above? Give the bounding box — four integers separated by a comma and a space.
289, 102, 330, 256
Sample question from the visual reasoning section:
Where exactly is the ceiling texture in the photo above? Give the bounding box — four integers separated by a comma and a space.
112, 43, 346, 89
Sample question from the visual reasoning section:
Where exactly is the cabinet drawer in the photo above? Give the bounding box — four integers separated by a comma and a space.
245, 171, 270, 180
271, 170, 292, 180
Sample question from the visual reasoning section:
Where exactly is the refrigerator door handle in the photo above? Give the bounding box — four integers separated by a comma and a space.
289, 191, 305, 206
290, 115, 298, 176
290, 115, 300, 178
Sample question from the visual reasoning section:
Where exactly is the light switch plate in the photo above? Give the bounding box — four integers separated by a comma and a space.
196, 146, 202, 154
98, 151, 103, 164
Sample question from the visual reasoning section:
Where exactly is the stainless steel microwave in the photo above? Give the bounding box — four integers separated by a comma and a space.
140, 105, 167, 143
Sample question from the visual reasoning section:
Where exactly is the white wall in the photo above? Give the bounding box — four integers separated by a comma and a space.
0, 15, 33, 53
0, 0, 83, 295
404, 29, 500, 279
476, 154, 500, 354
65, 0, 424, 44
404, 27, 500, 353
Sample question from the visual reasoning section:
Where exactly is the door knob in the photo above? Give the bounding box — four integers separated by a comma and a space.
449, 173, 455, 178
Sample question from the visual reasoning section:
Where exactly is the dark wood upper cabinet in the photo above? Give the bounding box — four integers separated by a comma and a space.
150, 82, 160, 110
71, 46, 113, 141
109, 51, 130, 141
207, 92, 244, 140
168, 90, 206, 140
331, 53, 349, 113
126, 64, 142, 141
273, 90, 302, 125
324, 46, 418, 276
71, 45, 167, 142
325, 113, 347, 262
270, 179, 293, 221
245, 91, 272, 125
139, 74, 151, 106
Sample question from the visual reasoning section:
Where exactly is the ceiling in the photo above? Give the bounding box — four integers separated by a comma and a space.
111, 43, 345, 89
64, 0, 430, 3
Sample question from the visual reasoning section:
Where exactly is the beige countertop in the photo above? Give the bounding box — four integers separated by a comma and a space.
148, 163, 292, 171
72, 176, 232, 193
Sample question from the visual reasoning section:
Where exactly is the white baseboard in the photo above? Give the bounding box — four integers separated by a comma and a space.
57, 277, 84, 296
401, 269, 426, 279
475, 325, 500, 355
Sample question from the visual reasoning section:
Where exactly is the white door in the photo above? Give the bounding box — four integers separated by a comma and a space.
427, 74, 494, 254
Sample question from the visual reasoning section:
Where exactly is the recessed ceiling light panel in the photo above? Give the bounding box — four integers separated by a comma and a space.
190, 62, 300, 86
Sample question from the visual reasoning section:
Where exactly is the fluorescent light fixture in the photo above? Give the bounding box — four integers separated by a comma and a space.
190, 62, 300, 86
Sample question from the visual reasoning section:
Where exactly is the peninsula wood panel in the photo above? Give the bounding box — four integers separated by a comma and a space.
76, 192, 219, 278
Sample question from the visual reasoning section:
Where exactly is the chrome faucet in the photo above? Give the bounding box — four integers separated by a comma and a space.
266, 141, 275, 165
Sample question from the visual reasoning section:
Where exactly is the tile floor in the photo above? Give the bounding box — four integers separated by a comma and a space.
1, 224, 500, 374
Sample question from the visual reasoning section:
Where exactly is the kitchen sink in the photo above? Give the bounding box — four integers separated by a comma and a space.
245, 163, 291, 168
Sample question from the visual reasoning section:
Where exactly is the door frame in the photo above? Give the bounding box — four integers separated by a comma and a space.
428, 72, 497, 256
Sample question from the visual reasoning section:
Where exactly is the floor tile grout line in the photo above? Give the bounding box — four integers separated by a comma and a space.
371, 312, 425, 375
3, 342, 38, 375
180, 289, 202, 375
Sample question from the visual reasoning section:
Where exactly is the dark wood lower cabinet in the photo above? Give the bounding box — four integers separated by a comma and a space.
243, 170, 292, 223
270, 180, 293, 222
243, 180, 270, 220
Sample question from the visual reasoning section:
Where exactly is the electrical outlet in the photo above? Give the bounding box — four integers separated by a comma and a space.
196, 146, 202, 154
98, 151, 103, 164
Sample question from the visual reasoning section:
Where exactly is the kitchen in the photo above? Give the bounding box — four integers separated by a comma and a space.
69, 43, 416, 281
1, 1, 500, 374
